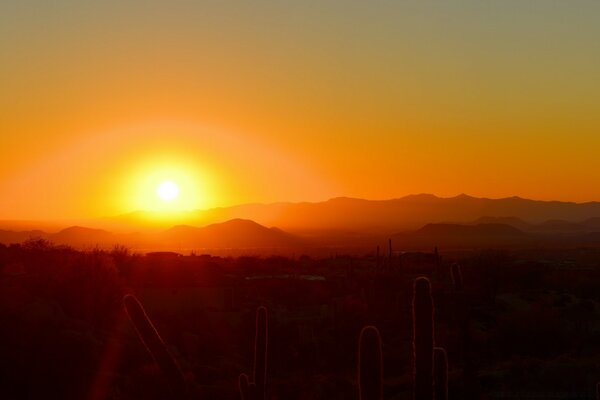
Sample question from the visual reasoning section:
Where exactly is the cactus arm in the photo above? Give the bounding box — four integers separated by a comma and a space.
123, 294, 187, 397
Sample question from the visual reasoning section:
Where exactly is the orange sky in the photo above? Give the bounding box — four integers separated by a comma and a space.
1, 1, 600, 219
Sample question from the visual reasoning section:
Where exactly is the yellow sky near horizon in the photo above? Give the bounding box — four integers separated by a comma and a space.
1, 1, 600, 219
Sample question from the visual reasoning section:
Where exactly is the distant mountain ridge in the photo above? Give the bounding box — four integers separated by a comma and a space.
95, 194, 600, 234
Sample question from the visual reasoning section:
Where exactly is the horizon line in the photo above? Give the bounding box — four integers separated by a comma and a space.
2, 192, 600, 223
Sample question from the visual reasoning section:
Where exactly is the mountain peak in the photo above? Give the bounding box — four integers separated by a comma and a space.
451, 193, 476, 200
161, 218, 299, 249
57, 226, 109, 235
400, 193, 440, 201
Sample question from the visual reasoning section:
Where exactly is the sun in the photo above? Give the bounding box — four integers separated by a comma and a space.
121, 155, 214, 213
156, 181, 179, 202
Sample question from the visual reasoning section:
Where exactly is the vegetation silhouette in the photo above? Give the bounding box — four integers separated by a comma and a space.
358, 326, 383, 400
0, 239, 598, 399
124, 294, 188, 397
238, 306, 268, 400
413, 277, 435, 400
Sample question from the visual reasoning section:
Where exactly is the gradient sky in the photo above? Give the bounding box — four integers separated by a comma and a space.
1, 1, 600, 219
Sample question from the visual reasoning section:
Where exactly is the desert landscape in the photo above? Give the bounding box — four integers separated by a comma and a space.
1, 1, 600, 399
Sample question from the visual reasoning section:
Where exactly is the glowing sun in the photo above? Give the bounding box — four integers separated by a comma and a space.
156, 181, 179, 201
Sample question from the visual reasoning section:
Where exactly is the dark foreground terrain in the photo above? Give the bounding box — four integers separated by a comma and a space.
1, 239, 599, 399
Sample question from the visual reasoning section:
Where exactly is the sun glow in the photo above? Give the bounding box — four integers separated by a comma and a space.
156, 181, 179, 201
119, 154, 214, 215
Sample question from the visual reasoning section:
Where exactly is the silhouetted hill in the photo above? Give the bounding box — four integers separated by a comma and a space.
393, 223, 533, 249
531, 219, 588, 233
581, 217, 600, 230
470, 216, 532, 231
0, 229, 47, 244
159, 219, 301, 249
0, 220, 301, 251
469, 216, 600, 234
416, 223, 526, 237
51, 226, 117, 246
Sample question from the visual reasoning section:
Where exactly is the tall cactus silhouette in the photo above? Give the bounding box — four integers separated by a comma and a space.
239, 306, 268, 400
358, 326, 383, 400
433, 347, 448, 400
123, 294, 187, 397
356, 278, 450, 400
450, 263, 463, 291
450, 262, 479, 399
413, 277, 434, 400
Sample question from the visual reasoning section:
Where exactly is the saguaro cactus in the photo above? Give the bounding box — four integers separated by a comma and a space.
413, 277, 434, 400
358, 326, 383, 400
433, 347, 448, 400
450, 263, 463, 291
123, 294, 187, 397
239, 306, 268, 400
450, 262, 479, 399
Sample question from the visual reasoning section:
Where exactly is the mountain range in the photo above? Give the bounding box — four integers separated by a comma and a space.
2, 194, 600, 252
0, 219, 300, 252
104, 194, 600, 233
